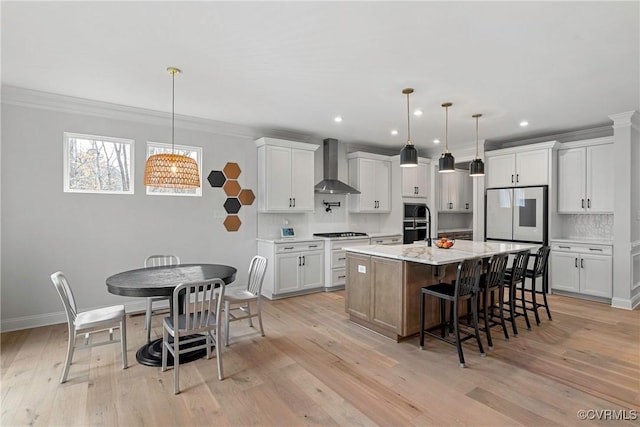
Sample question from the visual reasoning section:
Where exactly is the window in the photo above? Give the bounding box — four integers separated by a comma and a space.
64, 133, 134, 194
146, 142, 203, 196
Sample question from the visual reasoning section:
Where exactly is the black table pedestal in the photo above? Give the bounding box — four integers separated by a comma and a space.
136, 336, 213, 367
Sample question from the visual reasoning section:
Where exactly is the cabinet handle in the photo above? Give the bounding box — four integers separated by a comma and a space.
558, 245, 571, 249
338, 257, 346, 261
581, 259, 584, 268
587, 198, 591, 209
284, 246, 294, 250
449, 202, 453, 210
308, 244, 318, 248
588, 248, 603, 252
516, 174, 519, 183
289, 198, 292, 208
292, 198, 296, 208
375, 240, 383, 244
575, 258, 578, 268
298, 256, 302, 266
338, 275, 346, 279
581, 199, 584, 209
465, 203, 469, 210
511, 174, 514, 183
302, 255, 306, 266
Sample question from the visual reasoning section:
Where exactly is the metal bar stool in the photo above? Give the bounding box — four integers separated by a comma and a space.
478, 253, 510, 348
522, 246, 552, 324
503, 250, 531, 336
419, 258, 484, 368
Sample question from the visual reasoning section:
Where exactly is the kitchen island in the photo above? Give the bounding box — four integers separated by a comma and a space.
344, 240, 536, 341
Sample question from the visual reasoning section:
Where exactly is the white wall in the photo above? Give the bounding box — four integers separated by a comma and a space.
1, 92, 262, 330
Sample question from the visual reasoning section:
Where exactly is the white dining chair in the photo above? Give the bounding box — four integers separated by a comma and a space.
50, 271, 127, 383
162, 278, 226, 394
221, 255, 268, 346
144, 254, 180, 342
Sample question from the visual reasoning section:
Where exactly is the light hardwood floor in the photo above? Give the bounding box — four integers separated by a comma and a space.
2, 291, 639, 426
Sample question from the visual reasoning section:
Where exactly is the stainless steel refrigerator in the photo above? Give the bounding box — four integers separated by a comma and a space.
485, 186, 548, 244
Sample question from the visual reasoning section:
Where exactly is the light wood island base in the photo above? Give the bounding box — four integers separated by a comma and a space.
345, 252, 460, 341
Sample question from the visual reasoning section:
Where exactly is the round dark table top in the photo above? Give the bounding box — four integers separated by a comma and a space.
106, 264, 237, 298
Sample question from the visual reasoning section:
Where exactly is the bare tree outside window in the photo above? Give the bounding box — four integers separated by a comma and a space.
146, 142, 202, 196
64, 133, 134, 194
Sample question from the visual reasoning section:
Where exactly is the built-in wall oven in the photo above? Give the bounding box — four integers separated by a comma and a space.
403, 203, 428, 244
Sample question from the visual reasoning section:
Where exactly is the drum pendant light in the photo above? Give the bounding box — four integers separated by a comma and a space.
469, 113, 485, 177
144, 67, 200, 188
399, 88, 418, 167
438, 102, 455, 173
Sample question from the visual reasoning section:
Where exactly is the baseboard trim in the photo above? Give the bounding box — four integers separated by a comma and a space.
1, 299, 153, 332
611, 296, 638, 310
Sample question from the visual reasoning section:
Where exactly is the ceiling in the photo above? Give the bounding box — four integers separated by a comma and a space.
2, 1, 639, 155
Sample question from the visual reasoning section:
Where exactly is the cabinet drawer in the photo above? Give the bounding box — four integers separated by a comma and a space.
551, 243, 612, 255
275, 241, 324, 253
332, 250, 348, 268
332, 268, 347, 286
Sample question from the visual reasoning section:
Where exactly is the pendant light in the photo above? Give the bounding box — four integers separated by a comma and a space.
399, 88, 418, 167
469, 113, 485, 177
144, 67, 200, 188
438, 102, 455, 173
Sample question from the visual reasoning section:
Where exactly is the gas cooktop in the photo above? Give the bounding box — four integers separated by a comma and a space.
313, 232, 369, 238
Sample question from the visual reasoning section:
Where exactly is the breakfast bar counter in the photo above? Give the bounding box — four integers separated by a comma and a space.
343, 241, 535, 341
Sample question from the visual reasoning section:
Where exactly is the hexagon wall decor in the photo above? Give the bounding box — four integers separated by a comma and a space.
210, 162, 254, 232
223, 180, 241, 196
238, 189, 255, 206
207, 170, 226, 187
223, 197, 241, 214
223, 215, 241, 232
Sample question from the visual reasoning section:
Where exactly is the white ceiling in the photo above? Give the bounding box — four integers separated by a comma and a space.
2, 1, 639, 155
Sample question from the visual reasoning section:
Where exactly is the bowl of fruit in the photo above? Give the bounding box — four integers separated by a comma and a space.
435, 237, 455, 249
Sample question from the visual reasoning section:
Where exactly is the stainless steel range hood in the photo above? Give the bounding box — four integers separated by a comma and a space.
314, 138, 361, 194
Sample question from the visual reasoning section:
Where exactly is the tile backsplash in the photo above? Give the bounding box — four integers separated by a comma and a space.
560, 214, 614, 239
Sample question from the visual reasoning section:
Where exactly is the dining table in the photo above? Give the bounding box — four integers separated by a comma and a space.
106, 263, 237, 367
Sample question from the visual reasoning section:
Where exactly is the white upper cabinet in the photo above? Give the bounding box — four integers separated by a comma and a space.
439, 169, 472, 212
557, 138, 614, 214
348, 152, 391, 213
401, 159, 430, 198
486, 141, 556, 188
256, 137, 319, 213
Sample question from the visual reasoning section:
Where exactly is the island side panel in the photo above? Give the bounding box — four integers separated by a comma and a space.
370, 256, 403, 333
345, 253, 371, 321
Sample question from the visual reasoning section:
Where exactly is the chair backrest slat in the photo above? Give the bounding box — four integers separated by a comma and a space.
509, 250, 531, 284
145, 255, 180, 268
455, 258, 483, 297
50, 271, 78, 324
173, 278, 225, 334
247, 255, 268, 295
533, 246, 551, 276
485, 253, 509, 290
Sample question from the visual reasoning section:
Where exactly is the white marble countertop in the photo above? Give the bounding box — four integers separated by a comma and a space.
344, 240, 537, 266
550, 237, 613, 246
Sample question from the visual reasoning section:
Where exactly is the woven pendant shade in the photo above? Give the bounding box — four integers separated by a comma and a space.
144, 153, 200, 188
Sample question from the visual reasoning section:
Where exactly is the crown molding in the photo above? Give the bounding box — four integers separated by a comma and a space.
1, 85, 311, 142
609, 110, 640, 131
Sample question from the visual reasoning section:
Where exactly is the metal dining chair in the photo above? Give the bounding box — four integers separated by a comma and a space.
144, 255, 180, 343
161, 278, 226, 394
221, 255, 268, 346
50, 271, 127, 383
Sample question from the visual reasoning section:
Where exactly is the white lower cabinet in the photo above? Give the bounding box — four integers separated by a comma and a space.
257, 240, 324, 299
323, 238, 370, 290
550, 241, 612, 299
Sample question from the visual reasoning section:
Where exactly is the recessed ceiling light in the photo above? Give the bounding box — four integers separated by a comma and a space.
334, 116, 343, 123
433, 139, 441, 144
414, 110, 423, 116
520, 120, 529, 127
391, 129, 398, 135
